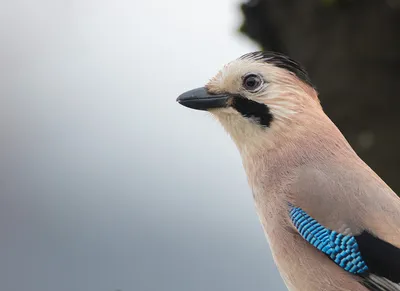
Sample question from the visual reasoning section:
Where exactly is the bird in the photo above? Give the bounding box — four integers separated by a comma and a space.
176, 51, 400, 291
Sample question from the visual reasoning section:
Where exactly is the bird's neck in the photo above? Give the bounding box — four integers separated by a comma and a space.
239, 111, 355, 227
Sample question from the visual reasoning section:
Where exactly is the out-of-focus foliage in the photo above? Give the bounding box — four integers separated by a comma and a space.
239, 0, 400, 193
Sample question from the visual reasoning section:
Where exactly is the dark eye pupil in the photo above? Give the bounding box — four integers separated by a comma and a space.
244, 75, 261, 91
246, 78, 256, 87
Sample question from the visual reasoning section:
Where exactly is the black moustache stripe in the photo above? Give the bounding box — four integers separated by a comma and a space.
232, 96, 273, 127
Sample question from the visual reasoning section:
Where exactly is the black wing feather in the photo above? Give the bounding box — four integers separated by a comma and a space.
355, 231, 400, 283
355, 231, 400, 290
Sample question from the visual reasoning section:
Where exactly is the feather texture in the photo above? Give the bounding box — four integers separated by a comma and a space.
180, 51, 400, 290
289, 206, 368, 274
290, 206, 400, 290
356, 232, 400, 285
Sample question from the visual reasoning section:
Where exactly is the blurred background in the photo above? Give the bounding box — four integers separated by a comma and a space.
0, 0, 399, 291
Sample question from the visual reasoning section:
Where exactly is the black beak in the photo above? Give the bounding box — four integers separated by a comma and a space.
176, 87, 230, 111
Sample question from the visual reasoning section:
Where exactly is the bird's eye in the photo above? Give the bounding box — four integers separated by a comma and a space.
243, 74, 263, 92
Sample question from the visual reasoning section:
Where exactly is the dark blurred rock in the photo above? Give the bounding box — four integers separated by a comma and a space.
240, 0, 400, 192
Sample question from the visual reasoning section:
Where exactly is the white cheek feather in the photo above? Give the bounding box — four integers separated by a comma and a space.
210, 108, 272, 153
252, 80, 312, 121
268, 105, 298, 121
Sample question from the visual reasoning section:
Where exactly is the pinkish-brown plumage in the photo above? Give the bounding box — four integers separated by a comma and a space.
177, 52, 400, 291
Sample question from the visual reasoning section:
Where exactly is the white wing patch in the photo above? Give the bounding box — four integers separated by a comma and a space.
364, 274, 400, 291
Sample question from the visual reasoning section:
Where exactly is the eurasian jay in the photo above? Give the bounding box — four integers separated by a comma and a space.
177, 52, 400, 291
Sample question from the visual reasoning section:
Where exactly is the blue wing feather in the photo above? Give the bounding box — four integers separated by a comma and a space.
289, 206, 369, 274
289, 206, 400, 290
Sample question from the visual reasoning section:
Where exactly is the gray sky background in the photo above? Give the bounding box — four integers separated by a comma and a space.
0, 0, 286, 290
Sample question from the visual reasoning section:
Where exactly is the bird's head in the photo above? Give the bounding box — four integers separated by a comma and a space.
177, 52, 323, 154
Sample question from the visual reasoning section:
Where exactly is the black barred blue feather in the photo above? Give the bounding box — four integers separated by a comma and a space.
289, 206, 369, 274
289, 206, 400, 290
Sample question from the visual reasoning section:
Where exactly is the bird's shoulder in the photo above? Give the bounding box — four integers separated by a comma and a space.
288, 205, 400, 290
288, 160, 400, 238
287, 161, 400, 290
